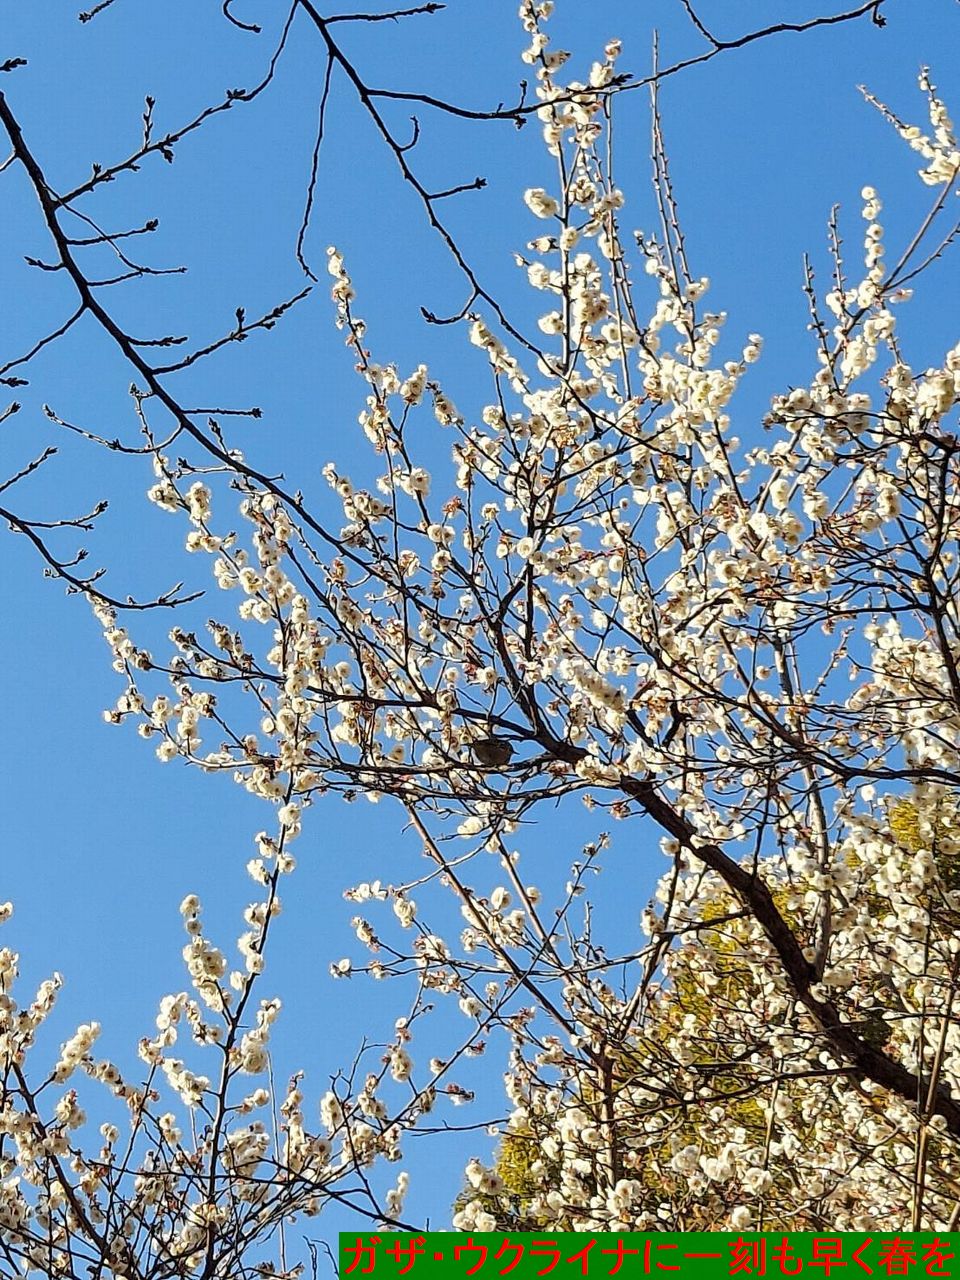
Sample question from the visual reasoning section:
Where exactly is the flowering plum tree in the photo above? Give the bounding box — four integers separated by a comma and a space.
1, 0, 959, 1270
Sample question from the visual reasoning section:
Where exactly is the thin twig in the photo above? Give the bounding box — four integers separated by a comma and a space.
296, 53, 335, 281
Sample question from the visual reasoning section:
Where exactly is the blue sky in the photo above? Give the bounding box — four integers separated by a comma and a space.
1, 0, 959, 1240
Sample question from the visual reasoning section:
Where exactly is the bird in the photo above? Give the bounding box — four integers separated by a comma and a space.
472, 736, 515, 768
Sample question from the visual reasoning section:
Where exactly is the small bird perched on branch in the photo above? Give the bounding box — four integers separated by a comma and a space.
472, 736, 515, 768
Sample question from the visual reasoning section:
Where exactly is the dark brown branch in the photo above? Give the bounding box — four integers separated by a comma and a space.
364, 81, 533, 123
0, 90, 370, 575
296, 52, 335, 281
527, 721, 960, 1136
0, 500, 199, 608
339, 0, 886, 131
0, 445, 57, 496
79, 0, 121, 20
677, 0, 720, 46
325, 3, 444, 23
708, 0, 886, 47
428, 175, 486, 201
223, 0, 262, 33
88, 265, 185, 286
65, 217, 159, 246
150, 288, 312, 373
293, 0, 543, 354
0, 305, 86, 382
59, 2, 298, 206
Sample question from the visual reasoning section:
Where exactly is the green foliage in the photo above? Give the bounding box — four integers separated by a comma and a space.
453, 1131, 563, 1230
889, 796, 960, 893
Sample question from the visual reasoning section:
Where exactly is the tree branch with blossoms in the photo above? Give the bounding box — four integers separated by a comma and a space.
3, 0, 960, 1262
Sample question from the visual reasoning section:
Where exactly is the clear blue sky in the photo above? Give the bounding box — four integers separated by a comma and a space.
1, 0, 958, 1238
